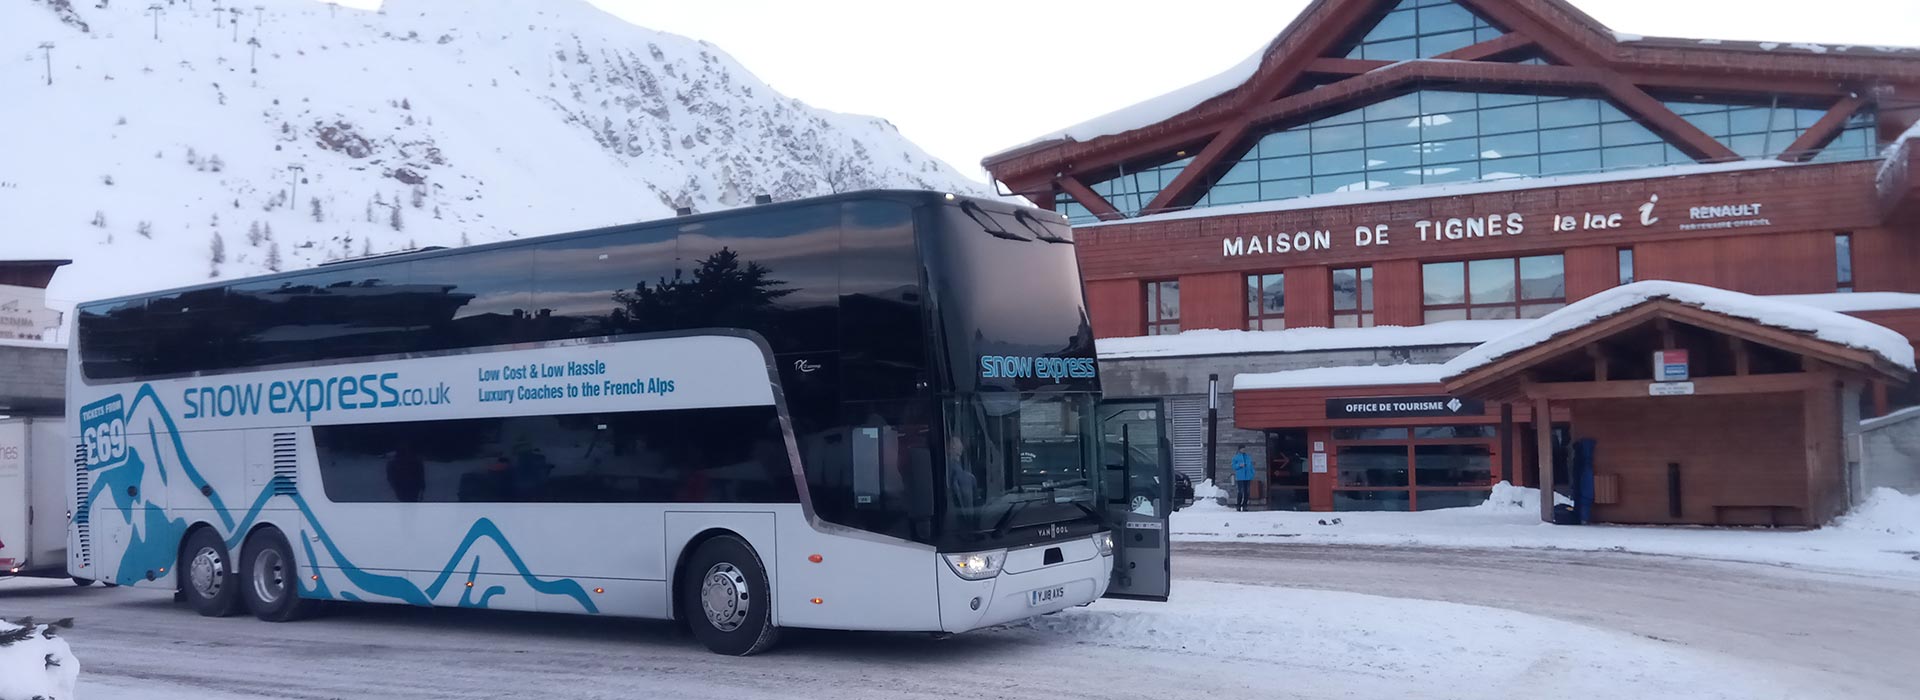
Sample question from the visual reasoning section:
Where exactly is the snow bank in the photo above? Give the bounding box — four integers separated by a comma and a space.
1184, 479, 1228, 512
1445, 280, 1917, 377
1097, 319, 1526, 360
1171, 487, 1920, 575
1014, 581, 1809, 699
1835, 488, 1920, 538
0, 619, 80, 700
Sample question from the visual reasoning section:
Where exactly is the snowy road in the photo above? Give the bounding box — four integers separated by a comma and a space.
4, 543, 1916, 699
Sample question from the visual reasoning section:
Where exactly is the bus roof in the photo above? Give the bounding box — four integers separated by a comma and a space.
78, 189, 1059, 309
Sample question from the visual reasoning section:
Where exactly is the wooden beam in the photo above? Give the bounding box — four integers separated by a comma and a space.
1585, 343, 1609, 381
1452, 0, 1612, 67
1521, 372, 1825, 401
1781, 95, 1869, 163
1533, 397, 1555, 523
1655, 317, 1676, 349
1141, 121, 1250, 216
1055, 175, 1124, 222
1730, 336, 1751, 376
1434, 32, 1534, 62
1598, 75, 1742, 162
1304, 57, 1390, 77
1242, 62, 1604, 128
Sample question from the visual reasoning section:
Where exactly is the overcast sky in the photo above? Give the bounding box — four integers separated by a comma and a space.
354, 1, 1920, 184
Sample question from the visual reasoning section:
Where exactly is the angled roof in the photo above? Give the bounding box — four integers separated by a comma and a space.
1441, 281, 1914, 399
986, 0, 1920, 212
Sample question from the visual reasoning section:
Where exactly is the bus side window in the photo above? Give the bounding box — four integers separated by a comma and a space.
852, 427, 884, 508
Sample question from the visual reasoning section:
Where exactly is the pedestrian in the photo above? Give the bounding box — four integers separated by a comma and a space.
1231, 446, 1254, 512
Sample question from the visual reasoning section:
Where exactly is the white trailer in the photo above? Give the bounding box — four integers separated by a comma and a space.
0, 417, 85, 583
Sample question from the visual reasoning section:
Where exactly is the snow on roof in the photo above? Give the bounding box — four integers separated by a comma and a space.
1765, 292, 1920, 313
1443, 281, 1917, 379
1880, 119, 1920, 179
1235, 363, 1449, 391
987, 42, 1269, 159
0, 338, 63, 350
1096, 319, 1530, 360
1079, 159, 1796, 228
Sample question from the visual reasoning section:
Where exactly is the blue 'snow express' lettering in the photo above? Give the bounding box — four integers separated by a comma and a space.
979, 355, 1097, 382
182, 372, 451, 420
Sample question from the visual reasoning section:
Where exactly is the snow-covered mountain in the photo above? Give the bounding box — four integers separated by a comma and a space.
0, 0, 994, 307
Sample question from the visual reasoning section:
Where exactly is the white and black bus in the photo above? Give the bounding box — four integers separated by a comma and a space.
67, 190, 1172, 655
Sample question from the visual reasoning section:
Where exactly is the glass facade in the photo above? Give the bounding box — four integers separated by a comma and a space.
1247, 272, 1286, 330
1337, 0, 1504, 61
1663, 99, 1879, 162
1423, 254, 1566, 322
1618, 247, 1635, 285
1196, 90, 1690, 208
1146, 279, 1180, 335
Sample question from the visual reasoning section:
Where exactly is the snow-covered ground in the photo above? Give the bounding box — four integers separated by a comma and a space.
1177, 482, 1920, 576
9, 549, 1912, 700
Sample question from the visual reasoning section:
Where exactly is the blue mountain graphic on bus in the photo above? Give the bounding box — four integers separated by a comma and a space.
78, 384, 597, 613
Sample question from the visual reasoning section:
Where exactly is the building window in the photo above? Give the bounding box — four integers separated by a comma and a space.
1332, 267, 1374, 328
1836, 233, 1854, 293
1246, 273, 1285, 330
1336, 0, 1504, 62
1086, 156, 1197, 218
1194, 90, 1687, 210
1617, 247, 1635, 285
1331, 424, 1497, 511
1422, 254, 1565, 322
1146, 279, 1180, 335
1053, 193, 1097, 225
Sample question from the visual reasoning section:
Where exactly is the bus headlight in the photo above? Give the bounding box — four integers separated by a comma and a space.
941, 549, 1006, 580
1093, 532, 1114, 556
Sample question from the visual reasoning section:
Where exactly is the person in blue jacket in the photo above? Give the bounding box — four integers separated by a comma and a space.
1230, 446, 1254, 512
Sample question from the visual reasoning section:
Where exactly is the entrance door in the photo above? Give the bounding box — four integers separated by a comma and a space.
1098, 399, 1171, 602
1266, 429, 1311, 510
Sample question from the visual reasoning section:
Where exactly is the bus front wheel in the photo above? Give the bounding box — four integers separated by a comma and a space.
680, 535, 780, 656
181, 527, 244, 617
239, 527, 323, 622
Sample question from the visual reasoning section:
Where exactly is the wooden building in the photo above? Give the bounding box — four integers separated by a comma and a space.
982, 0, 1920, 518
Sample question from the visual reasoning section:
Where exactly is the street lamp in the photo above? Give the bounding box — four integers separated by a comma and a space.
229, 8, 242, 42
248, 36, 260, 73
37, 42, 53, 86
254, 5, 264, 30
214, 0, 223, 28
147, 3, 164, 41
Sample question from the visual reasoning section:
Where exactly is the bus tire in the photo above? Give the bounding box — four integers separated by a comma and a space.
680, 535, 781, 656
71, 577, 94, 587
181, 527, 244, 617
240, 527, 323, 622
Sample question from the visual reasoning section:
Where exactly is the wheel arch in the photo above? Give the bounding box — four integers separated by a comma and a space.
668, 527, 742, 623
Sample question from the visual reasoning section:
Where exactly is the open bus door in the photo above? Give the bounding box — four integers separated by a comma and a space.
1098, 399, 1171, 602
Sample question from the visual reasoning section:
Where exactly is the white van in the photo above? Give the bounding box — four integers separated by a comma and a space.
0, 417, 87, 584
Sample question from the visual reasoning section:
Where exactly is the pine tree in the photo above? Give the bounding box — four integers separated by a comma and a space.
266, 241, 283, 272
410, 185, 425, 209
136, 221, 153, 238
247, 221, 263, 246
362, 238, 373, 256
208, 154, 225, 173
460, 232, 470, 246
264, 222, 275, 240
389, 204, 404, 231
310, 197, 323, 222
91, 210, 107, 228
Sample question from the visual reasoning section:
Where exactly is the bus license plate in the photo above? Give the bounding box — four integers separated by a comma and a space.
1029, 585, 1067, 607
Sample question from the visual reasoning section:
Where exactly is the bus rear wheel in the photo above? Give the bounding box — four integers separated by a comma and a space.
680, 535, 780, 656
240, 527, 323, 622
181, 527, 243, 617
71, 577, 94, 587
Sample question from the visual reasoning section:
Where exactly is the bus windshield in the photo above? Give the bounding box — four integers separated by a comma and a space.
941, 392, 1099, 544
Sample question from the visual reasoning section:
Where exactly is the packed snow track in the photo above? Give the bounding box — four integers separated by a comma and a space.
3, 542, 1916, 699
